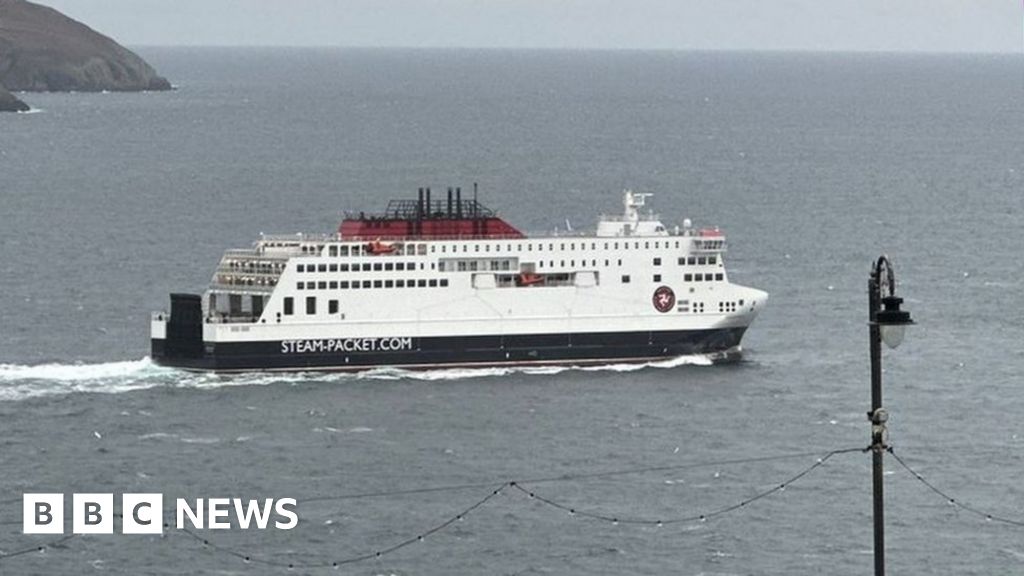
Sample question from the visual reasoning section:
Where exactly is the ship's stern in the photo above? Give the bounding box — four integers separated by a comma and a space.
151, 293, 207, 368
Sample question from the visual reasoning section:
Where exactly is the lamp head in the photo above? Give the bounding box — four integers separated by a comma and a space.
877, 295, 913, 349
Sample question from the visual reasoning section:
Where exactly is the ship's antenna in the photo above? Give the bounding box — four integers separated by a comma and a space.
473, 182, 478, 217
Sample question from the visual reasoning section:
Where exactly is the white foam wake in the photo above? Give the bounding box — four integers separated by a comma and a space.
0, 354, 720, 402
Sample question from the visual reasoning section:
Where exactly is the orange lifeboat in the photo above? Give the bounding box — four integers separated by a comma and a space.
366, 239, 398, 255
516, 272, 545, 286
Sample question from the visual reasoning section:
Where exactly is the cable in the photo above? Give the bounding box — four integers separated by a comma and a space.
177, 484, 506, 569
301, 449, 845, 504
889, 448, 1024, 528
0, 534, 77, 561
510, 447, 863, 525
0, 446, 866, 569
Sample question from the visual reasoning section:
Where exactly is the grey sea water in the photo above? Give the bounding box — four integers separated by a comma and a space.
2, 48, 1024, 575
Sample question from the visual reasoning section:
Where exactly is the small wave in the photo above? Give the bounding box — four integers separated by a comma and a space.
0, 353, 720, 402
16, 108, 43, 114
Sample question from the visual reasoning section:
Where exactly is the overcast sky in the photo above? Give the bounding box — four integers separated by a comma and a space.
42, 0, 1024, 52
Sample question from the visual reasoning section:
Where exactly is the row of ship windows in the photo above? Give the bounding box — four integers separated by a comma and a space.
298, 262, 424, 273
317, 239, 712, 257
627, 272, 725, 283
297, 279, 450, 291
298, 257, 718, 274
293, 272, 725, 291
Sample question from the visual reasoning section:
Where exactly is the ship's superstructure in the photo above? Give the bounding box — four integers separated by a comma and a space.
151, 188, 767, 371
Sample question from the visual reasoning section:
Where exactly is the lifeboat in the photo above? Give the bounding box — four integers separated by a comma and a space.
516, 272, 545, 286
366, 239, 399, 255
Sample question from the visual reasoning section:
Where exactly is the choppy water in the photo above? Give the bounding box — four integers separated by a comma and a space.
2, 49, 1024, 575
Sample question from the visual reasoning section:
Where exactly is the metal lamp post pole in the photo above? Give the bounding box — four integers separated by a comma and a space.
867, 255, 912, 576
868, 258, 886, 576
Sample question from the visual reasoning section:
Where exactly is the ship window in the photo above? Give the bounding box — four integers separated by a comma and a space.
655, 242, 660, 248
561, 244, 565, 250
284, 297, 294, 315
329, 281, 338, 289
654, 274, 662, 282
329, 246, 338, 257
339, 246, 349, 256
688, 257, 696, 265
684, 273, 693, 282
351, 281, 360, 290
362, 280, 371, 288
338, 264, 347, 272
407, 278, 415, 286
549, 243, 554, 250
475, 245, 480, 252
605, 260, 609, 266
306, 297, 316, 315
591, 243, 596, 250
374, 280, 383, 288
360, 263, 370, 271
441, 279, 449, 287
396, 279, 405, 288
318, 281, 326, 289
698, 257, 707, 265
570, 260, 575, 267
297, 282, 304, 290
617, 259, 622, 266
318, 264, 327, 272
373, 263, 383, 271
695, 274, 703, 282
396, 262, 405, 271
407, 262, 415, 269
716, 273, 724, 281
527, 244, 533, 251
418, 279, 427, 287
645, 242, 650, 249
328, 300, 338, 314
634, 242, 639, 249
297, 264, 304, 272
385, 263, 394, 271
340, 281, 349, 289
485, 245, 490, 252
431, 245, 435, 253
327, 264, 335, 272
385, 280, 394, 288
708, 256, 717, 265
678, 257, 685, 265
429, 279, 438, 287
621, 275, 631, 283
538, 262, 543, 268
654, 257, 662, 266
418, 245, 427, 255
614, 242, 619, 249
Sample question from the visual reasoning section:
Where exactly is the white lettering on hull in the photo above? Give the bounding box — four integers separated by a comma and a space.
280, 338, 414, 354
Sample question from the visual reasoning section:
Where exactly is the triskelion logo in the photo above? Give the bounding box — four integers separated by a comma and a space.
23, 494, 297, 534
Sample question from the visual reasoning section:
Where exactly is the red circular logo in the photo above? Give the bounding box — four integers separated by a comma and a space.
652, 286, 675, 313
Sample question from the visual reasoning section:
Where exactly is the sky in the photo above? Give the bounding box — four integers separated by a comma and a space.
40, 0, 1024, 53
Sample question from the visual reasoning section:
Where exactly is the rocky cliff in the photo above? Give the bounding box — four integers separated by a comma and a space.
0, 81, 28, 111
0, 0, 171, 93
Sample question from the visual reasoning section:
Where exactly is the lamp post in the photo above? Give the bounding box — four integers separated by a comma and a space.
868, 255, 914, 576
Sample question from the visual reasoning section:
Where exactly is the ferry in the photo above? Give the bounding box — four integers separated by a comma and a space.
151, 187, 767, 372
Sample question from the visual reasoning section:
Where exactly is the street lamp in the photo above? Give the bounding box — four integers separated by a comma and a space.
868, 255, 914, 576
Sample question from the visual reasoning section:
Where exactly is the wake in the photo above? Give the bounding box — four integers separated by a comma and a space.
0, 353, 719, 402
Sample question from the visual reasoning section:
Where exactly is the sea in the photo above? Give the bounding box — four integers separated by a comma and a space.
1, 48, 1023, 575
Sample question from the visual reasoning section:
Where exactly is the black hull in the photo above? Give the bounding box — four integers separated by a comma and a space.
152, 328, 747, 372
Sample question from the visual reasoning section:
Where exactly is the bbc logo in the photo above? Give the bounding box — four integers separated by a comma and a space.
23, 493, 162, 535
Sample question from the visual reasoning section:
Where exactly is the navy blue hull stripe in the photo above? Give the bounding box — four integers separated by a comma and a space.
152, 328, 747, 372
